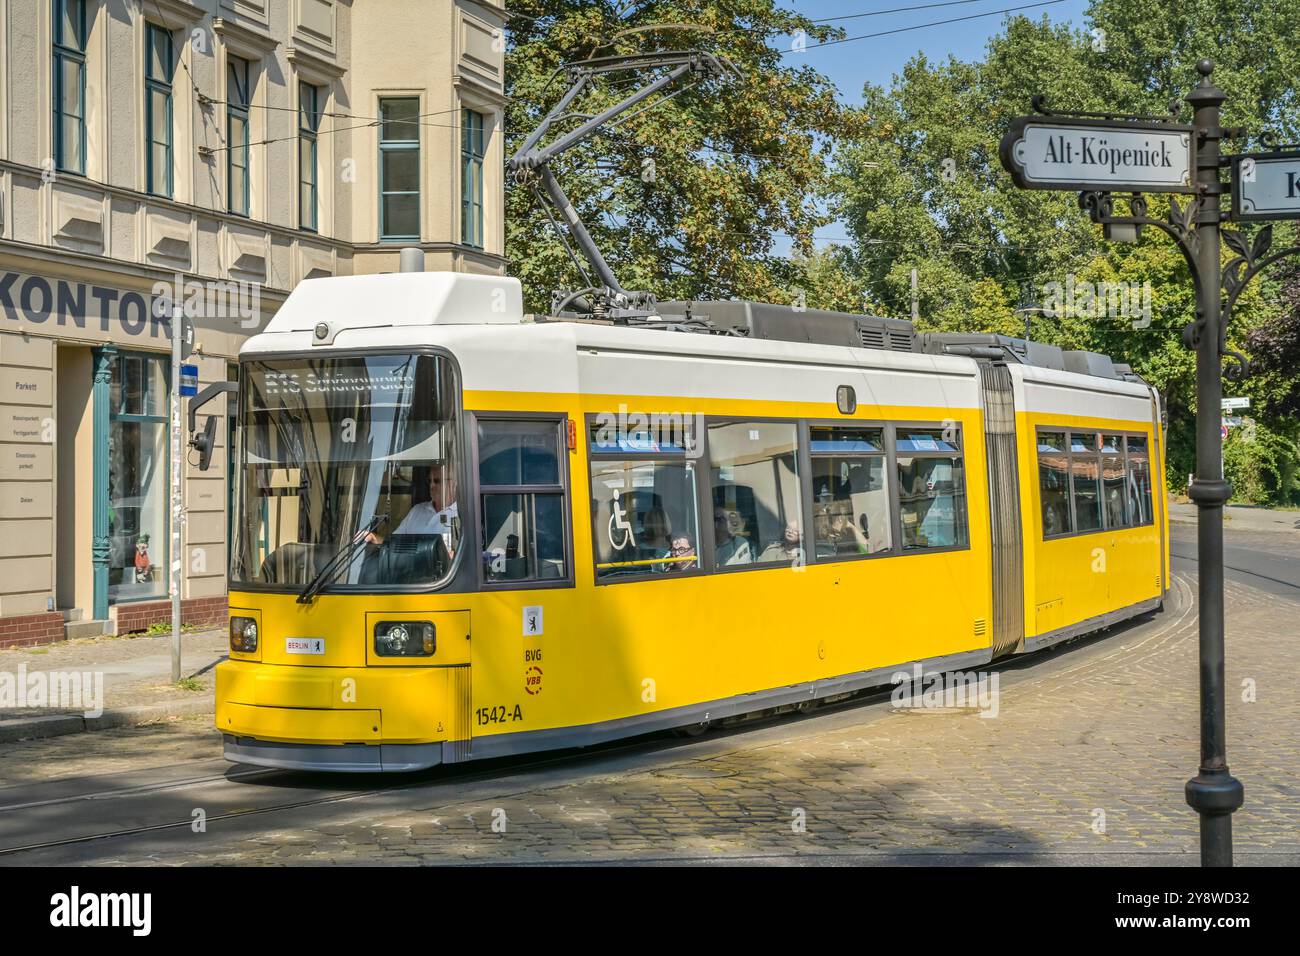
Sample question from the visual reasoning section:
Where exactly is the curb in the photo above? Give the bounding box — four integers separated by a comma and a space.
0, 697, 213, 743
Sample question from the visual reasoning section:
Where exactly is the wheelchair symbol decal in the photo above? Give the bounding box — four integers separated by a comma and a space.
608, 492, 633, 551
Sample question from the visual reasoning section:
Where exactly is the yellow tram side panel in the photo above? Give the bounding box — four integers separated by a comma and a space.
462, 390, 993, 744
217, 391, 993, 749
1016, 410, 1165, 640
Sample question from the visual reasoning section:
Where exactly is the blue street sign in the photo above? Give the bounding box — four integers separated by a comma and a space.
180, 363, 199, 397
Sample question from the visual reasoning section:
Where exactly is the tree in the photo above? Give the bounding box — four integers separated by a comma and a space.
834, 0, 1300, 501
505, 1, 861, 313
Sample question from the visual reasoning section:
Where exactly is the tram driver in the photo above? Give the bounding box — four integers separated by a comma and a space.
366, 461, 458, 556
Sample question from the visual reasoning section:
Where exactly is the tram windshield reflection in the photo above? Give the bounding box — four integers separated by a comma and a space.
231, 353, 461, 589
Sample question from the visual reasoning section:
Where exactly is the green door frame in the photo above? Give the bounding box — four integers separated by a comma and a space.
91, 345, 116, 620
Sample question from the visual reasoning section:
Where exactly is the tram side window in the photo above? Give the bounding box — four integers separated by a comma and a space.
1101, 433, 1130, 529
708, 421, 804, 569
1038, 431, 1073, 537
1126, 435, 1154, 525
477, 419, 568, 583
588, 417, 700, 580
809, 426, 891, 558
1070, 432, 1103, 532
896, 428, 968, 551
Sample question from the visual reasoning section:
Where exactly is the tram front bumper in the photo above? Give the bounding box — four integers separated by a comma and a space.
222, 734, 443, 773
216, 659, 462, 771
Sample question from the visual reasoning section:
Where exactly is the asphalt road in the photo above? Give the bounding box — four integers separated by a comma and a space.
1169, 521, 1300, 599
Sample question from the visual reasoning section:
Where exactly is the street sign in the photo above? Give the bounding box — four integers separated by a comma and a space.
181, 316, 195, 360
1221, 424, 1229, 440
179, 363, 199, 397
1000, 117, 1196, 193
1221, 396, 1250, 410
1231, 150, 1300, 221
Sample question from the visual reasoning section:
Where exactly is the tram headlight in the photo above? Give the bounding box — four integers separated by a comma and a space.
230, 616, 258, 653
374, 621, 435, 657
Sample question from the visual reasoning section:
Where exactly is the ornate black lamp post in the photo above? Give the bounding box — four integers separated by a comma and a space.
1004, 59, 1300, 865
1075, 59, 1244, 867
1180, 59, 1246, 868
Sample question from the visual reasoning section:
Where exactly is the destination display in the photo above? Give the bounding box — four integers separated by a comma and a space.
1231, 150, 1300, 221
1000, 117, 1196, 193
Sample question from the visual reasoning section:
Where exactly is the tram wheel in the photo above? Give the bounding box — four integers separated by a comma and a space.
676, 719, 711, 738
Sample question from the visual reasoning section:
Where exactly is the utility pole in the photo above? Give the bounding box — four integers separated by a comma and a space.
170, 302, 184, 684
910, 268, 919, 323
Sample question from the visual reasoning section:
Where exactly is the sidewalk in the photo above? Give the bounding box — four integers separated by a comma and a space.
0, 628, 225, 743
1169, 501, 1300, 532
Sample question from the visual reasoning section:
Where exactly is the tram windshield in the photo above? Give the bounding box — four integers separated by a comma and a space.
231, 353, 461, 590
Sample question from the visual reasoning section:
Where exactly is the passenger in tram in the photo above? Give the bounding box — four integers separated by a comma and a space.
825, 505, 871, 556
665, 535, 697, 572
713, 507, 753, 565
758, 520, 804, 564
637, 506, 675, 571
638, 507, 672, 556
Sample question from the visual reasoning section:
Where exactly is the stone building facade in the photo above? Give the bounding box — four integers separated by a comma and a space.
0, 0, 506, 645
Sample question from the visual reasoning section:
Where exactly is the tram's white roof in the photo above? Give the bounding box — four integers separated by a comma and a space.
241, 272, 1152, 421
262, 272, 525, 335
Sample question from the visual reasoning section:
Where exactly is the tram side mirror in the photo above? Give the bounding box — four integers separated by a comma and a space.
192, 415, 219, 471
186, 381, 239, 473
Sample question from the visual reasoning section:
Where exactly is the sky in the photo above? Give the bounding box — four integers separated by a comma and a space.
767, 0, 1094, 251
782, 0, 1094, 104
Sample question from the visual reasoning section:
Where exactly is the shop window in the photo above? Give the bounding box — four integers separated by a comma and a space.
107, 352, 169, 603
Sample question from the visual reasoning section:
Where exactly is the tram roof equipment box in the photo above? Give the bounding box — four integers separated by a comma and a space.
656, 299, 917, 352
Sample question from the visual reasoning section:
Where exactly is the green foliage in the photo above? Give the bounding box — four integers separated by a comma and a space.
506, 1, 861, 312
504, 0, 1300, 506
833, 0, 1300, 504
1223, 421, 1300, 506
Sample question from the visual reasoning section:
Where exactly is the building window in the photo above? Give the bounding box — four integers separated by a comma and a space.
299, 82, 322, 231
106, 351, 170, 604
145, 23, 175, 197
588, 415, 700, 581
461, 108, 485, 248
809, 425, 891, 558
53, 0, 87, 174
895, 427, 968, 551
227, 55, 251, 216
378, 98, 420, 240
707, 421, 804, 569
476, 419, 568, 585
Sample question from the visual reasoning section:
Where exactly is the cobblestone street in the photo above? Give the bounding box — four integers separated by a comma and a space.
3, 524, 1296, 866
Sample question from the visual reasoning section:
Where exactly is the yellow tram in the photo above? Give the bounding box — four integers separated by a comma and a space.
209, 271, 1168, 771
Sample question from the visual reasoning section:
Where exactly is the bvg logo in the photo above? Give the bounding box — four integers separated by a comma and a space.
49, 886, 152, 936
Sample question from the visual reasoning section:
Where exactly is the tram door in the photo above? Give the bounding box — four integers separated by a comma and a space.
979, 363, 1026, 657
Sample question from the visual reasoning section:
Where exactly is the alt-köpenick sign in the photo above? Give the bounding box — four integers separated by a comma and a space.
1231, 151, 1300, 221
1000, 117, 1196, 193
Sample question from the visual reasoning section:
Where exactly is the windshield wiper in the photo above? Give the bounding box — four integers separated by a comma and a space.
296, 513, 388, 604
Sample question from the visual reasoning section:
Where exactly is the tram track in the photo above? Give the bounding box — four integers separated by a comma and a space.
0, 570, 1206, 862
